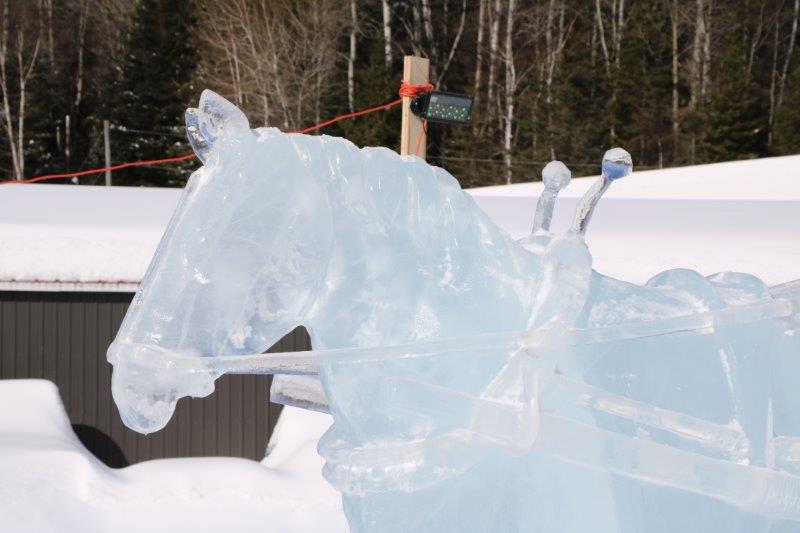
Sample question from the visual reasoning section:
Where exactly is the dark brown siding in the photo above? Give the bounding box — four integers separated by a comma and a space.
0, 291, 310, 467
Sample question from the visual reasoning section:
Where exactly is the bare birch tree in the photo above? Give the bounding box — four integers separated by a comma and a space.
769, 12, 780, 145
777, 0, 800, 110
196, 0, 347, 130
348, 0, 358, 112
595, 0, 628, 141
74, 0, 90, 110
0, 1, 42, 180
669, 0, 681, 158
421, 0, 438, 80
503, 0, 516, 184
473, 0, 487, 123
486, 0, 502, 125
381, 0, 392, 68
688, 0, 711, 162
437, 0, 468, 85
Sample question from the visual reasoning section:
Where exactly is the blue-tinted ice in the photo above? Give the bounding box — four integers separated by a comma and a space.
108, 90, 800, 532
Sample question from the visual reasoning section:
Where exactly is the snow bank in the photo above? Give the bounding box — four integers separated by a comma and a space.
470, 154, 800, 201
470, 156, 800, 285
0, 379, 345, 533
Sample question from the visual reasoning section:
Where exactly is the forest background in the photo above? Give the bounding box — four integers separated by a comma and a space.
1, 0, 799, 187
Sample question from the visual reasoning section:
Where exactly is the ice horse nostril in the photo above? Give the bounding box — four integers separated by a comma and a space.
111, 365, 179, 435
108, 342, 219, 434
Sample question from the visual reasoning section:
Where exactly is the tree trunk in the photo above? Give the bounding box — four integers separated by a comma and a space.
690, 0, 705, 111
421, 0, 438, 81
74, 0, 90, 109
689, 0, 707, 163
768, 16, 779, 145
45, 0, 54, 75
777, 0, 800, 110
595, 0, 611, 75
411, 2, 422, 56
503, 0, 516, 185
544, 0, 568, 156
348, 0, 357, 113
746, 1, 766, 79
438, 0, 468, 85
473, 0, 486, 122
486, 0, 502, 124
671, 0, 680, 159
613, 0, 626, 69
381, 0, 392, 68
17, 52, 27, 179
701, 0, 712, 101
0, 2, 21, 179
231, 33, 243, 106
0, 3, 41, 180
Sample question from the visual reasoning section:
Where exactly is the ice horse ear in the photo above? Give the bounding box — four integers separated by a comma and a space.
185, 90, 251, 164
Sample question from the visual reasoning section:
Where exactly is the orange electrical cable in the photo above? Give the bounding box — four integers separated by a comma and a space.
398, 80, 434, 98
414, 120, 429, 157
4, 153, 196, 185
289, 98, 401, 135
0, 81, 436, 186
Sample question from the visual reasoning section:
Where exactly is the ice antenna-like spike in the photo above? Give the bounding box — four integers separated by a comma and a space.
570, 147, 632, 236
185, 90, 250, 164
531, 161, 571, 234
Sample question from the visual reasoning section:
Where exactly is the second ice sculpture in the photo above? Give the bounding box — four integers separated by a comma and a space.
109, 90, 800, 532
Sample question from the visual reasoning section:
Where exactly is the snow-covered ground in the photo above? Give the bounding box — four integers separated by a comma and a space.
0, 380, 347, 532
470, 154, 800, 285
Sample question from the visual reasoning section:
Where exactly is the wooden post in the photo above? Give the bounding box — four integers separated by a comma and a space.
103, 120, 112, 186
400, 55, 430, 159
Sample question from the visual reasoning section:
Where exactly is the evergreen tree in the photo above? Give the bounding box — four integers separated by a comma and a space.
773, 68, 800, 155
702, 51, 768, 162
111, 0, 198, 186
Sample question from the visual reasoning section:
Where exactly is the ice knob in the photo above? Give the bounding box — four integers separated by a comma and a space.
601, 147, 633, 181
570, 147, 632, 236
532, 161, 571, 234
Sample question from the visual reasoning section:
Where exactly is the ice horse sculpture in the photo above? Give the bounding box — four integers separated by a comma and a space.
108, 90, 800, 532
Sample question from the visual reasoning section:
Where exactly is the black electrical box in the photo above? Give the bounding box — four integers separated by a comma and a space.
411, 91, 474, 125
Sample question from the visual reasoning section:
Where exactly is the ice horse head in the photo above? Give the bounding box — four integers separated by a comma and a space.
108, 90, 547, 434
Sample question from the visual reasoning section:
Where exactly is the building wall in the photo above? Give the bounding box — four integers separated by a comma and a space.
0, 291, 310, 467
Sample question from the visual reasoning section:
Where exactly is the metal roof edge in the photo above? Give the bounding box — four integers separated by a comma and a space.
0, 280, 139, 293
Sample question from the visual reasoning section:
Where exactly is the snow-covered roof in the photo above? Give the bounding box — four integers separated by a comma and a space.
0, 184, 180, 291
0, 155, 798, 290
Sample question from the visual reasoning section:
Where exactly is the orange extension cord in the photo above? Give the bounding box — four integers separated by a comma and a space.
0, 81, 435, 186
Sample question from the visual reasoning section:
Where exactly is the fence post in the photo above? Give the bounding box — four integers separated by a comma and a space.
400, 56, 430, 159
